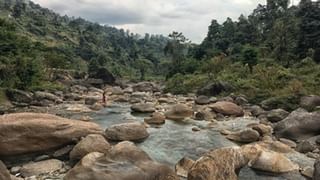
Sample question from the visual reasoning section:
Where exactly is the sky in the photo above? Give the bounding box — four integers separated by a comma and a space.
31, 0, 298, 43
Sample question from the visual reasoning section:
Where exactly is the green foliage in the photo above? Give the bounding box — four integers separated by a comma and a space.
241, 45, 258, 72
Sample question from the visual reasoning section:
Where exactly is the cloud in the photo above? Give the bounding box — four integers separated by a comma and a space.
32, 0, 267, 43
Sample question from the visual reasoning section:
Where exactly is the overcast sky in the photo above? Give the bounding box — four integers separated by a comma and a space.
32, 0, 299, 43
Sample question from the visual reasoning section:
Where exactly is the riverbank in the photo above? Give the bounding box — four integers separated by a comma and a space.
0, 81, 320, 180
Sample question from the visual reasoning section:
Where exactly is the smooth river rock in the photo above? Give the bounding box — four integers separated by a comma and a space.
274, 109, 320, 141
0, 113, 103, 156
64, 141, 179, 180
105, 122, 149, 142
165, 104, 194, 121
0, 160, 11, 180
209, 101, 244, 117
70, 134, 111, 160
20, 159, 63, 177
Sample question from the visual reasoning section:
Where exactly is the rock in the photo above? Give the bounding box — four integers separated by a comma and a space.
249, 105, 266, 117
266, 109, 289, 123
64, 93, 83, 101
34, 155, 50, 162
110, 86, 124, 95
296, 140, 317, 153
279, 138, 297, 148
307, 152, 320, 159
192, 127, 201, 132
226, 129, 260, 143
20, 159, 63, 177
70, 85, 87, 94
6, 89, 33, 104
195, 96, 210, 105
123, 87, 133, 94
257, 140, 292, 153
197, 81, 234, 96
90, 103, 104, 111
235, 96, 248, 105
188, 146, 260, 180
165, 104, 194, 121
34, 91, 63, 104
10, 166, 21, 174
0, 113, 103, 156
209, 101, 244, 117
132, 82, 160, 92
0, 160, 11, 180
144, 112, 166, 125
194, 110, 215, 121
131, 103, 155, 113
84, 96, 100, 105
105, 122, 149, 142
175, 157, 195, 178
158, 97, 175, 104
249, 150, 299, 173
300, 95, 320, 111
65, 141, 178, 180
70, 134, 111, 160
314, 159, 320, 180
274, 109, 320, 141
249, 124, 273, 136
53, 145, 74, 159
89, 67, 115, 85
66, 104, 92, 112
301, 166, 314, 179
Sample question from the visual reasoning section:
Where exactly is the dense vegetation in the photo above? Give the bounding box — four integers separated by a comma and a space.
0, 0, 168, 90
164, 0, 320, 109
0, 0, 319, 109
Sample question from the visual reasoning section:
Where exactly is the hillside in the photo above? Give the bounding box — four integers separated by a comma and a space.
0, 0, 168, 90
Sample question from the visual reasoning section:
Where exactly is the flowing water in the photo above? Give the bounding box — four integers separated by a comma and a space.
91, 103, 308, 180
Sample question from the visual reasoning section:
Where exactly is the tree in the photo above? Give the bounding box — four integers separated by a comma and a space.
164, 31, 189, 78
241, 46, 258, 73
134, 58, 153, 80
201, 55, 228, 79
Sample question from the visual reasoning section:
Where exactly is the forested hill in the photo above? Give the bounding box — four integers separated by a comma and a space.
0, 0, 168, 89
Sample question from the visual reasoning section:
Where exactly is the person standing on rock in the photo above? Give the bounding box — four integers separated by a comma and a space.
102, 91, 107, 106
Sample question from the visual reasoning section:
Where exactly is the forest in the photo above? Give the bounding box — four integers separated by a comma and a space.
0, 0, 319, 109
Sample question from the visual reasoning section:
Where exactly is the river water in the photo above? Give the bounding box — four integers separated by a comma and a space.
91, 103, 307, 180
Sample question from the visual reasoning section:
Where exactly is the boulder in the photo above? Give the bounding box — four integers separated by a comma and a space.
197, 81, 234, 96
314, 159, 320, 180
249, 150, 299, 173
64, 141, 179, 180
0, 113, 103, 156
175, 157, 195, 178
300, 95, 320, 111
105, 122, 149, 142
132, 82, 160, 92
194, 110, 215, 121
209, 101, 244, 116
20, 159, 63, 177
165, 104, 194, 121
226, 129, 260, 143
89, 67, 115, 85
0, 160, 11, 180
70, 134, 111, 160
249, 124, 273, 136
34, 91, 63, 104
266, 109, 289, 123
6, 89, 33, 104
249, 105, 266, 117
274, 109, 320, 141
235, 96, 248, 105
296, 140, 317, 153
64, 93, 83, 101
188, 146, 260, 180
144, 112, 166, 125
131, 103, 155, 113
195, 96, 210, 105
84, 96, 100, 105
279, 138, 297, 148
66, 104, 92, 112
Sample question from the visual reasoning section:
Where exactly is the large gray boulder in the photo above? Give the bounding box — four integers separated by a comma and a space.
0, 113, 103, 157
64, 141, 179, 180
209, 101, 244, 117
274, 109, 320, 141
131, 103, 155, 113
314, 159, 320, 180
300, 95, 320, 111
266, 109, 289, 123
165, 104, 194, 121
197, 81, 234, 96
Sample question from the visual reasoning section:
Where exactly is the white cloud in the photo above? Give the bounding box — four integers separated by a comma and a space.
32, 0, 268, 43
